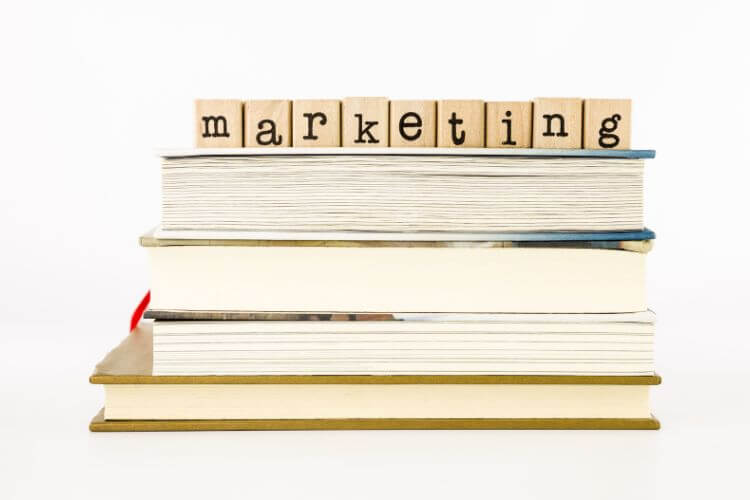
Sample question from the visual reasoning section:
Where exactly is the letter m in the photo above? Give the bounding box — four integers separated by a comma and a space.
201, 116, 230, 137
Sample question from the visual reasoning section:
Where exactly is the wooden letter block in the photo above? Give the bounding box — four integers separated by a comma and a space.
389, 100, 436, 147
244, 100, 291, 147
583, 99, 632, 149
532, 98, 583, 148
437, 100, 485, 147
486, 101, 532, 148
194, 99, 244, 148
342, 97, 389, 147
292, 100, 341, 147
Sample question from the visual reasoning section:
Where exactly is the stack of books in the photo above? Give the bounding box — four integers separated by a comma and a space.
90, 148, 659, 431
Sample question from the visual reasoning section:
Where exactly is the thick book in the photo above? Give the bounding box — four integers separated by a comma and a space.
89, 325, 660, 430
142, 230, 653, 314
150, 311, 655, 376
158, 148, 653, 234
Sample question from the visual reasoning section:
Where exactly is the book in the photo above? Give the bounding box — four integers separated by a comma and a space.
151, 311, 655, 376
142, 230, 652, 314
88, 145, 661, 431
159, 148, 650, 234
89, 325, 660, 430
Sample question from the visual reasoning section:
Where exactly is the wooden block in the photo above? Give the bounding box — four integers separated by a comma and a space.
532, 98, 583, 148
437, 100, 485, 147
244, 100, 291, 147
342, 97, 389, 147
583, 99, 632, 149
292, 100, 341, 147
194, 99, 244, 148
486, 101, 532, 148
389, 100, 436, 147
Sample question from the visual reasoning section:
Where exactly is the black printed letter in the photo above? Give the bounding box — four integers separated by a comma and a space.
542, 114, 568, 137
201, 116, 230, 138
354, 114, 379, 144
399, 112, 422, 141
449, 112, 465, 145
598, 114, 621, 148
303, 112, 327, 140
256, 119, 282, 146
501, 110, 516, 145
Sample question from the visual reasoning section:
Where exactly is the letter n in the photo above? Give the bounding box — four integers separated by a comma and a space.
542, 114, 568, 137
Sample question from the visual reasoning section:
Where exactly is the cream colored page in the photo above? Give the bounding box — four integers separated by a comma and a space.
105, 384, 651, 420
149, 247, 646, 313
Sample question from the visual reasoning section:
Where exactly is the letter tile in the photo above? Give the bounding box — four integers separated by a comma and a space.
437, 100, 485, 147
292, 100, 341, 147
532, 98, 583, 148
389, 100, 436, 147
195, 99, 244, 148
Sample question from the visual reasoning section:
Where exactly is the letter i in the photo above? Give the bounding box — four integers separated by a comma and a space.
501, 111, 516, 146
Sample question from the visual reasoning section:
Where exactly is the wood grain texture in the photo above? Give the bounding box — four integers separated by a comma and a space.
244, 100, 291, 147
89, 409, 660, 431
194, 99, 244, 148
532, 98, 583, 148
437, 100, 485, 147
584, 99, 632, 149
486, 101, 532, 148
342, 97, 389, 147
292, 99, 341, 147
389, 100, 437, 147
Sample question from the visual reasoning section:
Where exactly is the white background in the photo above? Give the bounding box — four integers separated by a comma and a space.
1, 1, 749, 498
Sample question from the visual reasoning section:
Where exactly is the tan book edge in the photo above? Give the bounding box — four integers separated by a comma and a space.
91, 374, 662, 385
89, 409, 660, 431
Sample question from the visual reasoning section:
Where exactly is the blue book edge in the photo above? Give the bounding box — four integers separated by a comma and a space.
494, 229, 656, 241
159, 148, 656, 160
147, 227, 656, 244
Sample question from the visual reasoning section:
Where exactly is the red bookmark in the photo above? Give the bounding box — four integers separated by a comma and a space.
130, 290, 151, 332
